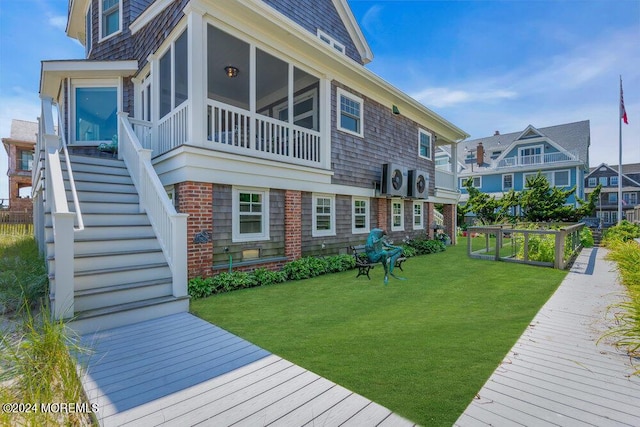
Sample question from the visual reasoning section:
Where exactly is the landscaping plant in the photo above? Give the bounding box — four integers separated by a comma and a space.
602, 221, 640, 373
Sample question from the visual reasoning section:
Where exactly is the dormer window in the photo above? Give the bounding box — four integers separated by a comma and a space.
317, 29, 345, 54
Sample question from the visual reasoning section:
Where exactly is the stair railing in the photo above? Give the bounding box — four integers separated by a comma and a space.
117, 112, 188, 298
39, 96, 76, 319
56, 101, 84, 232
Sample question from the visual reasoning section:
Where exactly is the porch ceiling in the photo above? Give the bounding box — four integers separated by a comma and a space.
40, 60, 138, 99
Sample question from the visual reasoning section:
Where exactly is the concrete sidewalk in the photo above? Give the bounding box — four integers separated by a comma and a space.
455, 247, 640, 426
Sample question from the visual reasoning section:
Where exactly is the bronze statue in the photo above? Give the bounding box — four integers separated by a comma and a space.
365, 228, 405, 285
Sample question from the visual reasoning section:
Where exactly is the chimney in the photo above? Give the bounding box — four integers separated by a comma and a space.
476, 142, 484, 166
494, 130, 500, 136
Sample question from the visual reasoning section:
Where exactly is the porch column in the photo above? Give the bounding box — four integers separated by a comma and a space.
185, 3, 206, 146
285, 190, 302, 261
376, 198, 388, 230
177, 181, 213, 278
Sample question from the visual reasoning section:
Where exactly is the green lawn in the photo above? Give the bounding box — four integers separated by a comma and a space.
191, 239, 567, 426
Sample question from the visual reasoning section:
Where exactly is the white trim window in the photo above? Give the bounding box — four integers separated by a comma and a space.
523, 170, 570, 187
232, 187, 270, 242
100, 0, 121, 40
352, 197, 370, 234
599, 177, 608, 186
391, 199, 404, 232
519, 145, 543, 165
610, 176, 619, 186
313, 194, 335, 237
461, 176, 482, 189
588, 177, 597, 187
502, 173, 514, 191
418, 129, 432, 160
71, 78, 119, 145
317, 29, 345, 54
337, 88, 364, 137
413, 202, 424, 230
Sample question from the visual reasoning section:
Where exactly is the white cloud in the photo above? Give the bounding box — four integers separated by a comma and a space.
48, 15, 68, 32
411, 87, 518, 108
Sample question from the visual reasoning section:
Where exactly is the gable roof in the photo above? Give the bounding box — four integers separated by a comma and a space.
455, 120, 590, 172
587, 162, 640, 187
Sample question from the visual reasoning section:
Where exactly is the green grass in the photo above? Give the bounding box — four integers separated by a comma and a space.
191, 239, 567, 426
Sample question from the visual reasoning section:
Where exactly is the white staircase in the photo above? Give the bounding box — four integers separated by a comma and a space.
45, 154, 188, 334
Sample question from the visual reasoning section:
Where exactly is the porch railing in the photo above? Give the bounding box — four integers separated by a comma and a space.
157, 103, 189, 154
118, 113, 188, 298
435, 169, 456, 191
493, 151, 578, 169
206, 99, 322, 167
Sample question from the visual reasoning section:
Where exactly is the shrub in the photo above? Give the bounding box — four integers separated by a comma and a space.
325, 254, 355, 273
603, 220, 640, 246
211, 271, 257, 293
188, 276, 214, 299
252, 268, 287, 287
405, 236, 446, 255
580, 227, 594, 248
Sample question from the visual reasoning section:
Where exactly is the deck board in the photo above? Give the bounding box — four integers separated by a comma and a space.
76, 312, 415, 426
455, 247, 640, 426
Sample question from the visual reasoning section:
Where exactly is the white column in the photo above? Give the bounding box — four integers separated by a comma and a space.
185, 4, 206, 146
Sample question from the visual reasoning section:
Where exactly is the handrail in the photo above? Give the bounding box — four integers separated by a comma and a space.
118, 112, 188, 298
55, 103, 84, 232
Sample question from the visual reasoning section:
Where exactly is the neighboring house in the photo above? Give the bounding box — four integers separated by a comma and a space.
34, 0, 468, 330
1, 119, 37, 213
585, 163, 640, 226
438, 121, 590, 209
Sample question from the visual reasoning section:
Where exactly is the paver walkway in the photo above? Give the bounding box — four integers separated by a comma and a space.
74, 312, 415, 427
455, 247, 640, 426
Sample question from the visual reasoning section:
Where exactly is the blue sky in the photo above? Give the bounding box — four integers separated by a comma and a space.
1, 0, 639, 200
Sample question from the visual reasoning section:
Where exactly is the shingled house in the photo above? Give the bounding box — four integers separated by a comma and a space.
34, 0, 467, 331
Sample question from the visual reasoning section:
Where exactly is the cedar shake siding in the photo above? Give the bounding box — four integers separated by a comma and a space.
261, 0, 363, 64
331, 82, 436, 197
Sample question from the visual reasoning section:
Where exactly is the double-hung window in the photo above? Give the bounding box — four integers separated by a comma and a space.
100, 0, 120, 39
610, 176, 619, 186
337, 88, 363, 137
413, 202, 424, 230
461, 176, 482, 189
313, 194, 335, 237
599, 177, 608, 186
588, 177, 597, 187
418, 129, 432, 160
352, 198, 370, 234
608, 193, 618, 204
391, 199, 404, 231
502, 174, 513, 191
232, 188, 270, 242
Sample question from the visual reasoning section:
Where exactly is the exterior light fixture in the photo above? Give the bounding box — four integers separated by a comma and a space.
224, 66, 239, 78
392, 105, 400, 115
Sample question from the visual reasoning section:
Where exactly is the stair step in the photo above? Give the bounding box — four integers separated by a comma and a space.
69, 180, 136, 194
68, 296, 190, 335
74, 250, 167, 272
64, 170, 134, 185
77, 213, 152, 227
61, 160, 129, 177
67, 190, 139, 204
74, 279, 173, 312
74, 201, 141, 214
71, 237, 161, 255
73, 263, 172, 291
65, 154, 126, 169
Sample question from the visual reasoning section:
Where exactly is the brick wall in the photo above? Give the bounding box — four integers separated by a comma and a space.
376, 198, 388, 230
176, 181, 213, 278
443, 204, 456, 245
285, 190, 302, 260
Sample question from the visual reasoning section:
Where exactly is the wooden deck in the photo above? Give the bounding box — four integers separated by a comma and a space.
455, 247, 640, 426
74, 312, 416, 426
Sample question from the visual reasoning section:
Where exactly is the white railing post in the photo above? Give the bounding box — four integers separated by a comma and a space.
138, 148, 152, 214
51, 211, 76, 318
